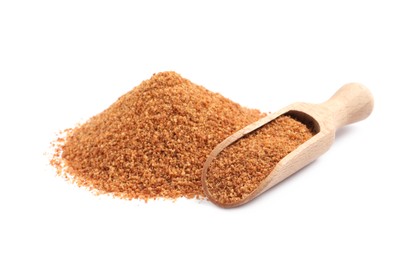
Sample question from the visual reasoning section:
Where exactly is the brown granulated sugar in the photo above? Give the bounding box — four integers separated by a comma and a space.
50, 71, 264, 200
205, 115, 314, 204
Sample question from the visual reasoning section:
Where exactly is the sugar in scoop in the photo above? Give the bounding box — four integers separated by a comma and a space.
204, 115, 314, 205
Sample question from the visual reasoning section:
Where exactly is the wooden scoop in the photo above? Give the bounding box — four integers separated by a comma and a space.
202, 83, 374, 208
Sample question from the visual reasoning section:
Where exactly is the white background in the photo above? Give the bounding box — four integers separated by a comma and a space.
1, 1, 412, 259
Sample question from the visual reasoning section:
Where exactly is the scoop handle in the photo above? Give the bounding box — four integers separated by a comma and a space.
321, 83, 374, 129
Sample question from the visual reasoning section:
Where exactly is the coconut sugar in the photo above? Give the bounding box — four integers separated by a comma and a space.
50, 72, 264, 200
205, 115, 314, 204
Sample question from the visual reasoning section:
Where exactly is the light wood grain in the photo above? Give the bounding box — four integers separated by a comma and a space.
202, 83, 374, 208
